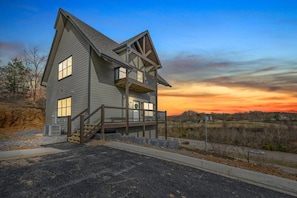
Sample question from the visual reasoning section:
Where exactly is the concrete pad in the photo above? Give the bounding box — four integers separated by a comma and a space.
0, 148, 67, 160
106, 141, 297, 197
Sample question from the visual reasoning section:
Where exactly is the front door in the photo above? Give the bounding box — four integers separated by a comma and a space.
133, 101, 140, 121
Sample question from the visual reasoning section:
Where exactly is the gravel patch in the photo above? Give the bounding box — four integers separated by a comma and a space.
96, 133, 179, 150
0, 130, 67, 151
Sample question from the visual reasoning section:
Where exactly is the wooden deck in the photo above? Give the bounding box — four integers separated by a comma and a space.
103, 120, 164, 129
67, 105, 168, 144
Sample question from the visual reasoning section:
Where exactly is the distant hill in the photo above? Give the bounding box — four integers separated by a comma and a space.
168, 110, 205, 122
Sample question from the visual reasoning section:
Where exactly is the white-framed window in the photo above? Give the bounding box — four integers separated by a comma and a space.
58, 56, 72, 80
137, 70, 143, 83
58, 97, 71, 117
119, 67, 126, 79
143, 102, 153, 116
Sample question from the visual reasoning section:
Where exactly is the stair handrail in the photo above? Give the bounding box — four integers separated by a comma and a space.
81, 105, 104, 143
84, 105, 102, 121
72, 108, 89, 122
67, 107, 89, 137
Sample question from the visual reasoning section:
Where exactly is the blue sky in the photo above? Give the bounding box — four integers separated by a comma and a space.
1, 0, 297, 114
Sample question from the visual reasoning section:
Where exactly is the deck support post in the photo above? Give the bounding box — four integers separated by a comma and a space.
101, 105, 105, 140
80, 115, 84, 144
142, 108, 145, 137
125, 69, 131, 136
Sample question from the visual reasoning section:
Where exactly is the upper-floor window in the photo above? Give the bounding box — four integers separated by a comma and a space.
58, 56, 72, 80
119, 67, 126, 79
58, 97, 71, 117
137, 70, 143, 83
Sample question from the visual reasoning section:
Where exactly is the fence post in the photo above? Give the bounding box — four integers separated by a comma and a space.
80, 115, 84, 144
101, 105, 105, 140
156, 110, 159, 138
165, 111, 168, 140
67, 116, 71, 137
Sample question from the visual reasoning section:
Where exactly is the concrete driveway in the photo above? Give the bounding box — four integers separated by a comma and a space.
0, 142, 294, 198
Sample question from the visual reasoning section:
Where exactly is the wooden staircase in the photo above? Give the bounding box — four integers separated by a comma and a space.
68, 124, 100, 143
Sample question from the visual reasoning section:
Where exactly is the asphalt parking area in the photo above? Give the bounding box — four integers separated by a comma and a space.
0, 143, 293, 198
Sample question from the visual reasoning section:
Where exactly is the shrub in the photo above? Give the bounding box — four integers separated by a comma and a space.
277, 144, 287, 152
263, 143, 273, 151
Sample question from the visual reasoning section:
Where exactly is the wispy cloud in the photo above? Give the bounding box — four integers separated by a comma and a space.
161, 52, 297, 94
0, 42, 25, 64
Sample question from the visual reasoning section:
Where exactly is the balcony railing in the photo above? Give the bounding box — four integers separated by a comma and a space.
114, 67, 155, 93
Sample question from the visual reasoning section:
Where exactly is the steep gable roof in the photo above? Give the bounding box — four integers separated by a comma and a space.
114, 30, 162, 69
59, 9, 130, 68
42, 8, 170, 87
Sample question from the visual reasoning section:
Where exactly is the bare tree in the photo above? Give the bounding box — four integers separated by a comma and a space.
24, 46, 47, 102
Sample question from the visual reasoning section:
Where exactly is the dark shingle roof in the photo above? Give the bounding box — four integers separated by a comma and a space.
60, 9, 132, 69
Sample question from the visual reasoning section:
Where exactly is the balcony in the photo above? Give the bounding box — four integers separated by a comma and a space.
114, 67, 155, 93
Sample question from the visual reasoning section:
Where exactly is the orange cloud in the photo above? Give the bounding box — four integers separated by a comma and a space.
158, 82, 297, 115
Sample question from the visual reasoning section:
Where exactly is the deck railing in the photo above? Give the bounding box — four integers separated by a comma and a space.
67, 105, 168, 143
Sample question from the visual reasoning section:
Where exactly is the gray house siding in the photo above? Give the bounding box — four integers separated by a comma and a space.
89, 50, 157, 128
89, 51, 125, 122
45, 21, 90, 132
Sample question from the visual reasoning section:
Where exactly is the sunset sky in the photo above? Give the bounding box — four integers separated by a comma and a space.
1, 0, 297, 115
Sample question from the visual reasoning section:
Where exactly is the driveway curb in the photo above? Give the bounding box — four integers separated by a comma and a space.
0, 148, 67, 160
106, 142, 297, 196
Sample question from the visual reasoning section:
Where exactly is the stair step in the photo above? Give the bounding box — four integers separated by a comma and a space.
68, 123, 99, 144
68, 136, 81, 143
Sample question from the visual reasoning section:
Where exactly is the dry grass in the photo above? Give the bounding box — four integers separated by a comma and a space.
172, 144, 297, 181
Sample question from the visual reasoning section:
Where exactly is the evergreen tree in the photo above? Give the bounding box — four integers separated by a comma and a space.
4, 57, 30, 97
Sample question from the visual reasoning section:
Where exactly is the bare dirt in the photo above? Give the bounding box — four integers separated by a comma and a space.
175, 144, 297, 181
0, 104, 44, 139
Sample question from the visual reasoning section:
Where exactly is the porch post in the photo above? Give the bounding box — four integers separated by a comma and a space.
142, 108, 145, 137
125, 69, 129, 135
155, 69, 158, 138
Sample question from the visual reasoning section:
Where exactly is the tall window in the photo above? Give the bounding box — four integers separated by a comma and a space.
58, 56, 72, 80
137, 70, 143, 83
58, 97, 71, 117
143, 102, 153, 116
119, 67, 126, 79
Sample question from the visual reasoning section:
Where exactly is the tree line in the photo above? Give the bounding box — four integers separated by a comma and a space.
0, 47, 47, 104
169, 110, 297, 123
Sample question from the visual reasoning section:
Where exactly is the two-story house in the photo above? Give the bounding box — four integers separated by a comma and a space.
41, 9, 171, 143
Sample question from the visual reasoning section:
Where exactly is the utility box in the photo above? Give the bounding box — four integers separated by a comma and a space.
44, 124, 61, 136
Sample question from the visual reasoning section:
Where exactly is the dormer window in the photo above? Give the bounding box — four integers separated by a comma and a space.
137, 70, 143, 83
